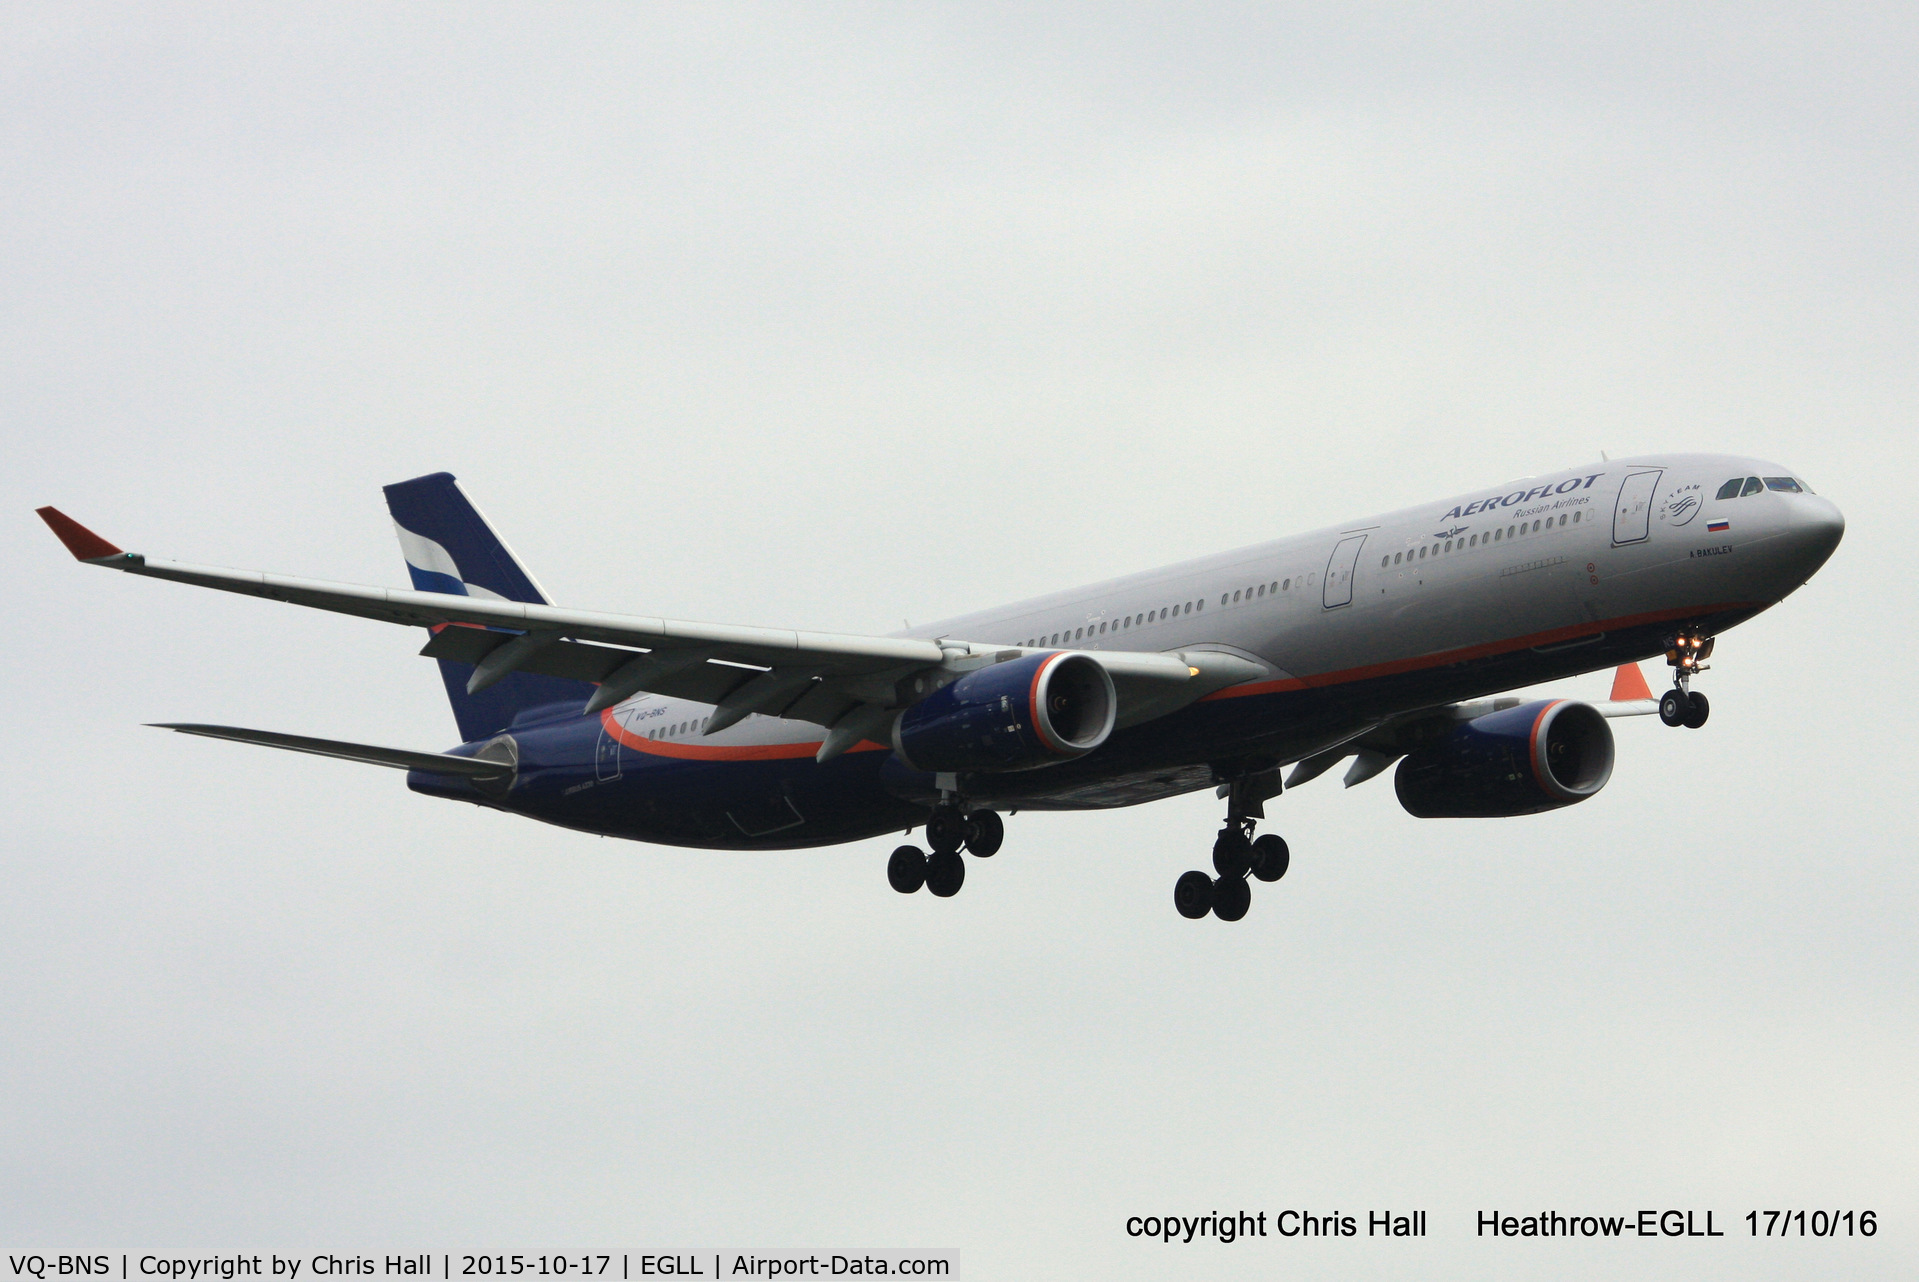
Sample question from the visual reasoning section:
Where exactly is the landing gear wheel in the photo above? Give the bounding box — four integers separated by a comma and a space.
1212, 826, 1252, 879
925, 807, 967, 855
1212, 874, 1251, 922
1249, 834, 1290, 883
886, 845, 927, 894
1684, 690, 1710, 729
964, 810, 1004, 857
1659, 689, 1688, 727
1174, 870, 1214, 919
926, 849, 966, 898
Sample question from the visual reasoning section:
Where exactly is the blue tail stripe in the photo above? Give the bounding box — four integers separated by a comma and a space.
404, 564, 470, 598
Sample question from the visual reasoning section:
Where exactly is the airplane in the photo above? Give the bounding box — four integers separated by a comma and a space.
37, 454, 1842, 921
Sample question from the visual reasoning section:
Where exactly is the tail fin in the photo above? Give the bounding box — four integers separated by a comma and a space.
383, 472, 593, 741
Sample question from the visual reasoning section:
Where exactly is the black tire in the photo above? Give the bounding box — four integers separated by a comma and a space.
1174, 870, 1214, 919
1659, 689, 1688, 727
1249, 833, 1290, 883
964, 810, 1004, 857
1212, 874, 1251, 922
1212, 827, 1252, 879
926, 849, 966, 898
1684, 690, 1711, 729
886, 845, 927, 894
926, 807, 966, 855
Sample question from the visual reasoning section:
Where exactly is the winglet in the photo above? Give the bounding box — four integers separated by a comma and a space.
1609, 662, 1654, 702
36, 507, 124, 561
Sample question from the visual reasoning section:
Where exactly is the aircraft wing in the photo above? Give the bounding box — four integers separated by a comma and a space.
38, 508, 1258, 755
1283, 663, 1666, 789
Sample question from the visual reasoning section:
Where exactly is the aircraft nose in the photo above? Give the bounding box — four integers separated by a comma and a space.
1784, 494, 1845, 576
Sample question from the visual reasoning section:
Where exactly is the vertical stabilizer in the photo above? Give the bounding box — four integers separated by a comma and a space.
383, 473, 593, 741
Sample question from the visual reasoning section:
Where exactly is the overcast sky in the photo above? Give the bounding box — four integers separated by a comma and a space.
4, 4, 1914, 1277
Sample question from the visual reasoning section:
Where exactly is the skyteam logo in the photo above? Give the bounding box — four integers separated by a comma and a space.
1439, 473, 1606, 522
1662, 483, 1704, 527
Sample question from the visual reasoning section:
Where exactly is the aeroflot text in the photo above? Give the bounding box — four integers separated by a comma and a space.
1438, 474, 1606, 522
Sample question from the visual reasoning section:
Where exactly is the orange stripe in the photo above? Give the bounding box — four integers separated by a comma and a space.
600, 707, 886, 762
1198, 601, 1760, 702
1029, 652, 1067, 755
1528, 699, 1565, 800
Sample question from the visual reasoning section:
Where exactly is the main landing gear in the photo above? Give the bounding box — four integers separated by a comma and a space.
1176, 765, 1291, 922
1174, 819, 1289, 921
887, 803, 1003, 899
1659, 629, 1714, 730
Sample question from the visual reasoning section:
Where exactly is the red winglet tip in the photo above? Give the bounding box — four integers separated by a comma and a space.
35, 506, 124, 560
1609, 662, 1654, 702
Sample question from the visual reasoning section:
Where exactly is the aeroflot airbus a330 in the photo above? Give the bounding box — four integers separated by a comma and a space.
39, 454, 1841, 921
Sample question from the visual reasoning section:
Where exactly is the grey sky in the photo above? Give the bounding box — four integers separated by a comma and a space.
4, 5, 1914, 1277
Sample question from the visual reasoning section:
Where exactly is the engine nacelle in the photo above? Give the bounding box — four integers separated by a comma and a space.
1395, 699, 1614, 818
892, 651, 1116, 773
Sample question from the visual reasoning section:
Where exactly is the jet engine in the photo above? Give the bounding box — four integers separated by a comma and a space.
892, 651, 1116, 773
1394, 699, 1614, 818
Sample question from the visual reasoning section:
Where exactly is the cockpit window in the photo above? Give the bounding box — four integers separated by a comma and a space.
1740, 476, 1764, 497
1715, 478, 1743, 500
1763, 476, 1803, 493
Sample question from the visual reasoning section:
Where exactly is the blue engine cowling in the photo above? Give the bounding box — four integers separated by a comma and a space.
892, 651, 1117, 773
1394, 699, 1615, 818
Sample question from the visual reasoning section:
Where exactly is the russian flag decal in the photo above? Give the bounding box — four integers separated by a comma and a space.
1706, 519, 1730, 532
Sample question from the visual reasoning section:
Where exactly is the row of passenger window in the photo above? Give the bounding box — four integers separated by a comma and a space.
1022, 594, 1208, 648
1380, 509, 1583, 570
1020, 572, 1318, 647
648, 718, 709, 740
1716, 475, 1805, 500
1220, 576, 1300, 608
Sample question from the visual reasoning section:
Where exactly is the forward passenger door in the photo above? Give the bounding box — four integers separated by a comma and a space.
1323, 534, 1368, 608
1611, 469, 1664, 545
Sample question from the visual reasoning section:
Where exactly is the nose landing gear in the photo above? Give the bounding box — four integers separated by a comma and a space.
1659, 629, 1714, 729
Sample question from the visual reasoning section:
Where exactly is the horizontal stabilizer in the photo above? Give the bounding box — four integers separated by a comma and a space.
149, 723, 511, 778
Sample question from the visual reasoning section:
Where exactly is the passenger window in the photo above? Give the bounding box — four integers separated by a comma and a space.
1282, 579, 1290, 590
1764, 477, 1803, 493
1741, 476, 1763, 497
1715, 478, 1743, 500
1381, 556, 1390, 568
1393, 552, 1402, 565
1232, 590, 1240, 603
1572, 511, 1580, 523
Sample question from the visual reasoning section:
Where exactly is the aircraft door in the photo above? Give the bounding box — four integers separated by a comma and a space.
595, 717, 622, 781
1611, 469, 1664, 545
1323, 534, 1367, 609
